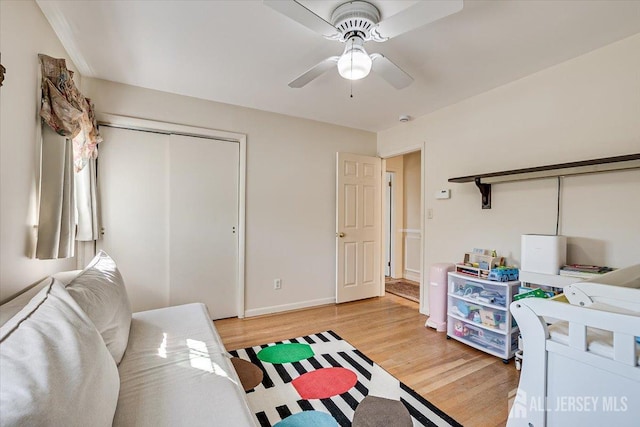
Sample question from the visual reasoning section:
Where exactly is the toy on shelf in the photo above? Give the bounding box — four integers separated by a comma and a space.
480, 309, 500, 328
455, 248, 505, 279
482, 290, 507, 306
471, 311, 481, 323
454, 282, 484, 297
454, 322, 464, 337
453, 281, 509, 307
488, 266, 519, 282
513, 288, 550, 301
452, 300, 483, 322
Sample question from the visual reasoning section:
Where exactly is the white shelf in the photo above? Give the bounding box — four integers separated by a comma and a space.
449, 271, 519, 286
519, 270, 581, 288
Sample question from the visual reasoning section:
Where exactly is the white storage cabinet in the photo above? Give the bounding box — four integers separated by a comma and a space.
446, 272, 520, 363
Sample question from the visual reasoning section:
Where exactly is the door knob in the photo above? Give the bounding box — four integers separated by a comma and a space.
337, 232, 345, 238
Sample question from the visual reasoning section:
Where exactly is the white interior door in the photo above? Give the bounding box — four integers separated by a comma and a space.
98, 126, 239, 318
97, 126, 170, 312
336, 152, 382, 303
168, 134, 239, 319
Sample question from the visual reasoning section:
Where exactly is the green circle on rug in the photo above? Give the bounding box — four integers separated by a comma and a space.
257, 343, 314, 364
274, 411, 338, 427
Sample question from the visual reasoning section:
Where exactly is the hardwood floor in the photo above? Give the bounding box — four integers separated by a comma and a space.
215, 293, 519, 427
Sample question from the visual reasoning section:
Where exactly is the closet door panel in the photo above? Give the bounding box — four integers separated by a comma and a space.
168, 134, 239, 319
97, 127, 170, 312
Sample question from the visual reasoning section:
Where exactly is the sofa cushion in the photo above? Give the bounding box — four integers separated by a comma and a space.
0, 279, 120, 426
0, 270, 81, 327
66, 251, 132, 364
114, 303, 256, 426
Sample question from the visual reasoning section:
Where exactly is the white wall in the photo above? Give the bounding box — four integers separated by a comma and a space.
378, 34, 640, 312
0, 0, 78, 301
385, 156, 404, 278
403, 151, 421, 231
402, 151, 421, 281
81, 78, 376, 316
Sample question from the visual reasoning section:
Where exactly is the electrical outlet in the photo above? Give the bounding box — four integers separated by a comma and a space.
274, 278, 282, 290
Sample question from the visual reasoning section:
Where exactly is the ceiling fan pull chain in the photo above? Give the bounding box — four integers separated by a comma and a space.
350, 38, 354, 98
350, 38, 354, 77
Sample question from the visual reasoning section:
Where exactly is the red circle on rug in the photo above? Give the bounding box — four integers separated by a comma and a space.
292, 367, 357, 399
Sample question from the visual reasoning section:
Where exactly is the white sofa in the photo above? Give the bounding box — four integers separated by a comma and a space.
0, 252, 257, 426
507, 264, 640, 427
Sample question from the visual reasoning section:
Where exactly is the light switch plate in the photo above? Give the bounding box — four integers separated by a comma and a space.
435, 189, 451, 199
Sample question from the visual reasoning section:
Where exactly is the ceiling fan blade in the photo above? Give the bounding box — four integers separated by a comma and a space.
288, 56, 339, 88
370, 54, 413, 89
264, 0, 339, 38
375, 0, 463, 40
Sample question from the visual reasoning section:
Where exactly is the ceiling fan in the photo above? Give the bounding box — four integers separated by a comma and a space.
264, 0, 463, 89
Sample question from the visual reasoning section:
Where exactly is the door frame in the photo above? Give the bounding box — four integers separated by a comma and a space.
384, 172, 395, 277
96, 113, 247, 318
379, 143, 427, 314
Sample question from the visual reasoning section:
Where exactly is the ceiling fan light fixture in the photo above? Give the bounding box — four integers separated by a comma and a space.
337, 37, 372, 81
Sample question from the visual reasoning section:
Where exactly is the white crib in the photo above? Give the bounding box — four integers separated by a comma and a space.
507, 264, 640, 427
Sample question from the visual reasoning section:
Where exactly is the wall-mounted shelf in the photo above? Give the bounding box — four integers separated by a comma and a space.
449, 153, 640, 209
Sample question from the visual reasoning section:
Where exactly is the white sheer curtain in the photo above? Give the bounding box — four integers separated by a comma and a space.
35, 54, 101, 259
36, 126, 75, 259
75, 156, 100, 241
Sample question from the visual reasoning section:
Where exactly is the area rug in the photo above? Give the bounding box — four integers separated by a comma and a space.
229, 331, 462, 427
385, 279, 420, 302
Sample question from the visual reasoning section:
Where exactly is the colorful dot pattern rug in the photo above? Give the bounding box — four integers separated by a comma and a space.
229, 331, 463, 427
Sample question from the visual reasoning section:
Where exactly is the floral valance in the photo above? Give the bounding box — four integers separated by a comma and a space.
39, 54, 102, 172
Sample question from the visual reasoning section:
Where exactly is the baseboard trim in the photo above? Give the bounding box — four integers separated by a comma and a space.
244, 297, 336, 318
404, 270, 421, 282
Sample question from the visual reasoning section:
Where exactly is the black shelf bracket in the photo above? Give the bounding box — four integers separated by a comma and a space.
475, 178, 491, 209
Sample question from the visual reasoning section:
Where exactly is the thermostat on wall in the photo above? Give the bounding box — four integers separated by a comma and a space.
435, 189, 451, 200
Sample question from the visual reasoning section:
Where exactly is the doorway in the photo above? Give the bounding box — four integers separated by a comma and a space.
383, 150, 422, 306
384, 172, 394, 277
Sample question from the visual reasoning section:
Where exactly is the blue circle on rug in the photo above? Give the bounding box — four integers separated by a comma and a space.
274, 411, 338, 427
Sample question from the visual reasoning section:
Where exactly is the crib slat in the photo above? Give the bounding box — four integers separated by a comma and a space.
613, 333, 637, 366
568, 322, 587, 350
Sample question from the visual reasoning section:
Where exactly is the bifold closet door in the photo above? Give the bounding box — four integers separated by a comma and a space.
168, 134, 239, 319
97, 126, 170, 312
98, 127, 239, 318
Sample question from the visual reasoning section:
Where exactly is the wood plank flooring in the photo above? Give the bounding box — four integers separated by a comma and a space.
215, 293, 519, 427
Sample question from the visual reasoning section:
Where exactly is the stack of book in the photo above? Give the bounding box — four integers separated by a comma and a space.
559, 264, 614, 279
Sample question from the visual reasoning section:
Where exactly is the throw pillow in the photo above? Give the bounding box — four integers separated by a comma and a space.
66, 251, 132, 364
0, 279, 120, 426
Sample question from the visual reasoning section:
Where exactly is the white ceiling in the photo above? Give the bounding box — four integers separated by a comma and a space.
37, 0, 640, 132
